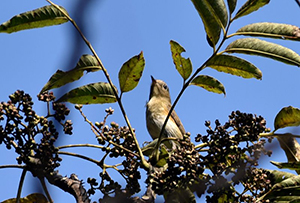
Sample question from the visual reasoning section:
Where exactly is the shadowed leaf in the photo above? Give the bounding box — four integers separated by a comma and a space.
225, 38, 300, 66
274, 106, 300, 131
170, 40, 192, 80
276, 133, 300, 174
190, 75, 225, 95
227, 0, 237, 15
3, 193, 47, 203
56, 82, 117, 104
118, 51, 145, 93
191, 0, 228, 46
40, 55, 101, 93
207, 54, 262, 79
236, 22, 300, 41
0, 5, 68, 33
233, 0, 270, 20
265, 169, 296, 184
164, 186, 196, 203
259, 171, 300, 202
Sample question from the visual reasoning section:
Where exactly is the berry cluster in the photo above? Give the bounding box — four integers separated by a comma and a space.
241, 168, 274, 202
0, 90, 72, 175
85, 108, 141, 201
195, 111, 273, 202
148, 133, 203, 199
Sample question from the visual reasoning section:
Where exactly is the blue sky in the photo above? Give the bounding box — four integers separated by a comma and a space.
0, 0, 300, 202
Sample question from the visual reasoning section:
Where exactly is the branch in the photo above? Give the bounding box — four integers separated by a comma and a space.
46, 171, 90, 203
16, 169, 27, 203
46, 0, 149, 169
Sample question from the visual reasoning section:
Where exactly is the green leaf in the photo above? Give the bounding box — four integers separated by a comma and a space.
207, 54, 262, 79
191, 0, 228, 46
170, 40, 192, 80
274, 106, 300, 131
40, 55, 101, 93
233, 0, 270, 20
0, 5, 68, 34
260, 173, 300, 202
265, 169, 296, 184
225, 38, 300, 66
56, 82, 117, 104
276, 133, 300, 164
164, 186, 196, 203
156, 145, 169, 167
118, 51, 145, 93
271, 161, 300, 171
3, 193, 47, 203
141, 139, 158, 156
227, 0, 237, 15
190, 75, 225, 95
236, 22, 300, 41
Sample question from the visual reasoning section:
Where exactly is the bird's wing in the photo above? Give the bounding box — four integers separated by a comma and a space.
168, 104, 185, 136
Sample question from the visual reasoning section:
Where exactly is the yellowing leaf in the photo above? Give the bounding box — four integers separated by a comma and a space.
0, 5, 68, 34
56, 82, 117, 104
118, 52, 145, 93
170, 40, 192, 80
190, 75, 225, 95
207, 54, 262, 79
274, 106, 300, 131
40, 55, 102, 93
2, 193, 47, 203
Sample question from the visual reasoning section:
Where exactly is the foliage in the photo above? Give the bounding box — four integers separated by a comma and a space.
1, 0, 300, 203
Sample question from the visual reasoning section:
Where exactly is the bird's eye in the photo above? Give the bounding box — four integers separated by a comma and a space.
163, 84, 168, 90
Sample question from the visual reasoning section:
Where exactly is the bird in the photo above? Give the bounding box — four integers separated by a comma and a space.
146, 76, 185, 149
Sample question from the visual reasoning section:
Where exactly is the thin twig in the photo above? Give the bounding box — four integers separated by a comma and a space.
295, 0, 300, 7
58, 151, 100, 165
0, 164, 25, 169
39, 177, 53, 203
16, 169, 27, 203
58, 143, 104, 150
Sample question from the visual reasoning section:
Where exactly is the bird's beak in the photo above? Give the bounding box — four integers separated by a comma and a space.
151, 75, 156, 83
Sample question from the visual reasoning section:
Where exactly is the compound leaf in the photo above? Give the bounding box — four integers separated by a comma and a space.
236, 22, 300, 41
233, 0, 270, 20
40, 55, 101, 93
170, 40, 192, 80
190, 75, 225, 95
225, 38, 300, 66
118, 51, 145, 93
0, 5, 68, 33
56, 82, 117, 104
274, 106, 300, 131
207, 54, 262, 79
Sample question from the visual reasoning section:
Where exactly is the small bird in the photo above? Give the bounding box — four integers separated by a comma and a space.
146, 76, 185, 148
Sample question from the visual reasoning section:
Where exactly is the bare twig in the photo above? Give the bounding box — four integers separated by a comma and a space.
16, 169, 27, 203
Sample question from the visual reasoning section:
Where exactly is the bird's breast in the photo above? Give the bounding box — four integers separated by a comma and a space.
146, 98, 182, 139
